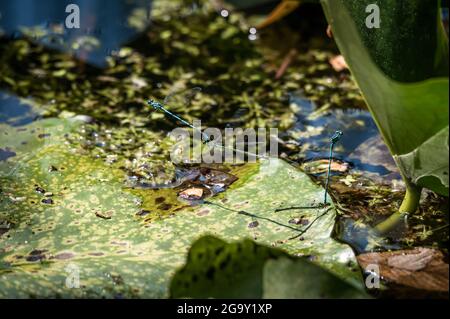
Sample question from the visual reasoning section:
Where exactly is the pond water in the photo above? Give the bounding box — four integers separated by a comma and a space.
0, 0, 448, 298
0, 92, 42, 126
0, 0, 152, 67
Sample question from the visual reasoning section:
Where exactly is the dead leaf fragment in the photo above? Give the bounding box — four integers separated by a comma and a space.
256, 0, 301, 30
387, 249, 434, 271
357, 248, 449, 293
326, 25, 333, 38
178, 188, 204, 200
329, 55, 348, 72
95, 211, 113, 219
302, 159, 349, 174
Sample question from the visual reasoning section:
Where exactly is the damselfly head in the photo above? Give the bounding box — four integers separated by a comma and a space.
147, 99, 161, 110
330, 130, 343, 144
201, 133, 211, 144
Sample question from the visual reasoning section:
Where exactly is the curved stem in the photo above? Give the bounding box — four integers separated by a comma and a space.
374, 183, 422, 234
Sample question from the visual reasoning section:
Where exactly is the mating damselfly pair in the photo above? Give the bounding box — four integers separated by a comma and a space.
147, 87, 343, 204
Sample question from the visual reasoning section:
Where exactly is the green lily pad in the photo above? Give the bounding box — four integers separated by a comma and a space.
0, 118, 362, 297
170, 236, 369, 298
263, 257, 369, 298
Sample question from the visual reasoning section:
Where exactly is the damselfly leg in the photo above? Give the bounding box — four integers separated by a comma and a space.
275, 130, 343, 212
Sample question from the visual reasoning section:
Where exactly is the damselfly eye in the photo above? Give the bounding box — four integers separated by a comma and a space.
330, 130, 343, 143
202, 134, 211, 144
148, 100, 161, 109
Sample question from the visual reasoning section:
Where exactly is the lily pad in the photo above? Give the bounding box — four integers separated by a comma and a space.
0, 117, 363, 297
170, 236, 369, 298
263, 257, 369, 298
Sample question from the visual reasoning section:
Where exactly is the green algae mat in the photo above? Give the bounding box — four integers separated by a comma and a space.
0, 118, 364, 298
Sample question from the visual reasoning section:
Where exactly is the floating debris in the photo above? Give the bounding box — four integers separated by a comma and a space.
48, 165, 58, 172
358, 247, 449, 297
178, 188, 204, 200
135, 209, 151, 217
41, 198, 53, 205
248, 221, 259, 228
26, 249, 47, 262
0, 220, 14, 236
96, 211, 113, 219
302, 159, 349, 174
289, 218, 309, 226
329, 55, 348, 72
35, 186, 46, 194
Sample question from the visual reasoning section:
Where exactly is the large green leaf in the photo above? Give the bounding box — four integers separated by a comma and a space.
0, 118, 363, 297
263, 257, 369, 298
320, 0, 449, 195
170, 236, 369, 298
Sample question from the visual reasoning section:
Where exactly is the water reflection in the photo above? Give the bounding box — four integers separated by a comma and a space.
0, 0, 152, 66
287, 94, 401, 184
0, 92, 40, 126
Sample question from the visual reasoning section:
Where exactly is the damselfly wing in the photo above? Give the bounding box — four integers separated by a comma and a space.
149, 86, 210, 142
163, 86, 202, 107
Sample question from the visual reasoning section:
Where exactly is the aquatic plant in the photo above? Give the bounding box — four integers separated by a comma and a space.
321, 0, 449, 233
0, 0, 448, 298
256, 0, 449, 233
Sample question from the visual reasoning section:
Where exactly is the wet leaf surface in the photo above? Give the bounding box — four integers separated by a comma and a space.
0, 116, 365, 297
0, 0, 447, 298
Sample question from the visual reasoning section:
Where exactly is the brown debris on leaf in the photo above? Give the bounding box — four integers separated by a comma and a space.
95, 210, 113, 219
178, 167, 238, 199
357, 248, 449, 294
178, 188, 204, 200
